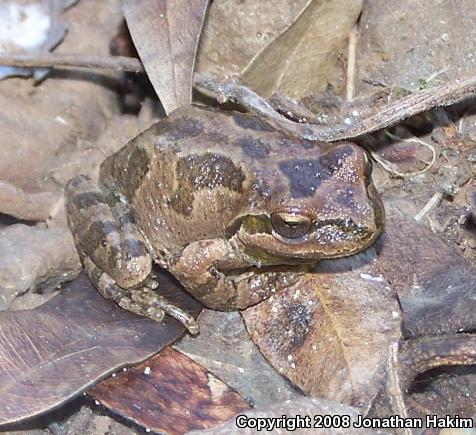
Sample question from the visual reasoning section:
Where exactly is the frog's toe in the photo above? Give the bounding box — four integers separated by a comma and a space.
118, 294, 165, 322
145, 277, 159, 290
129, 287, 200, 335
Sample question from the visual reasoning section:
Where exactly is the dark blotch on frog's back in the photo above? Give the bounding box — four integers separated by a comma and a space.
237, 137, 271, 159
232, 113, 275, 132
279, 136, 315, 150
278, 145, 353, 198
178, 153, 245, 191
170, 152, 246, 216
162, 116, 204, 141
126, 146, 150, 196
336, 187, 357, 208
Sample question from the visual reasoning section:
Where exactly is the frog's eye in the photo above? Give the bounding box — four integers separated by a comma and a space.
271, 213, 312, 239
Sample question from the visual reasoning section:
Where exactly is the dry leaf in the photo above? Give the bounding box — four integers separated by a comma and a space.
355, 0, 476, 96
89, 347, 250, 434
123, 0, 209, 114
376, 194, 476, 338
242, 252, 402, 410
0, 271, 201, 426
240, 0, 363, 99
175, 310, 302, 407
0, 224, 80, 310
196, 0, 308, 78
0, 180, 60, 221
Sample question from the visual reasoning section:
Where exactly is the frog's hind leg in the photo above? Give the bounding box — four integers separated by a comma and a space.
83, 256, 199, 334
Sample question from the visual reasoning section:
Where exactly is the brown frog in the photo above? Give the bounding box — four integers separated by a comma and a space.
65, 105, 384, 334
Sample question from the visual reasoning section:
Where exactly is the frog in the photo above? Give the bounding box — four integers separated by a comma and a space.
65, 104, 384, 334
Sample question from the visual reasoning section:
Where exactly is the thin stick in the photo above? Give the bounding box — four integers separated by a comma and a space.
0, 53, 145, 73
346, 27, 358, 101
414, 192, 443, 223
194, 72, 476, 142
371, 131, 438, 178
4, 53, 476, 145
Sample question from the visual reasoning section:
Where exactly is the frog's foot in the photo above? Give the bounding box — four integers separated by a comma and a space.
84, 256, 199, 335
119, 287, 200, 335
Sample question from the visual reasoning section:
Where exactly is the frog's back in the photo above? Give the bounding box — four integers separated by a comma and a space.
103, 105, 352, 255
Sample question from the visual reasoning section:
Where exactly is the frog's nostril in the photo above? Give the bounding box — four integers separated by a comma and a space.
271, 212, 312, 239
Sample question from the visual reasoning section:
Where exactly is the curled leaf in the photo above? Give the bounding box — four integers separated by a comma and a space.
123, 0, 210, 113
240, 0, 363, 99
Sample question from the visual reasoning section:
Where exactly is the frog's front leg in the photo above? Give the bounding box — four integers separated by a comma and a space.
65, 175, 199, 334
65, 175, 152, 288
170, 239, 301, 310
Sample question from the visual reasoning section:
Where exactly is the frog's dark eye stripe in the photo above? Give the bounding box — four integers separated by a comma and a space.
271, 212, 312, 239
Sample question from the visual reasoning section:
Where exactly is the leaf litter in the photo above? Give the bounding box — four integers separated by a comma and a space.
0, 271, 200, 426
89, 347, 250, 434
0, 0, 475, 433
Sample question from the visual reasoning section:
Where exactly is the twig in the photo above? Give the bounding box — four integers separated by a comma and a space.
346, 27, 358, 101
414, 192, 443, 223
4, 54, 476, 145
0, 53, 144, 73
194, 73, 320, 138
371, 131, 437, 178
194, 72, 476, 142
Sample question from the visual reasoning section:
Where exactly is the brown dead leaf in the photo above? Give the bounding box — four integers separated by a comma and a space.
355, 0, 476, 96
369, 335, 476, 421
240, 0, 363, 99
242, 252, 402, 410
89, 347, 250, 434
0, 181, 60, 221
0, 224, 81, 311
123, 0, 209, 114
0, 271, 201, 426
196, 0, 308, 78
376, 194, 476, 338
